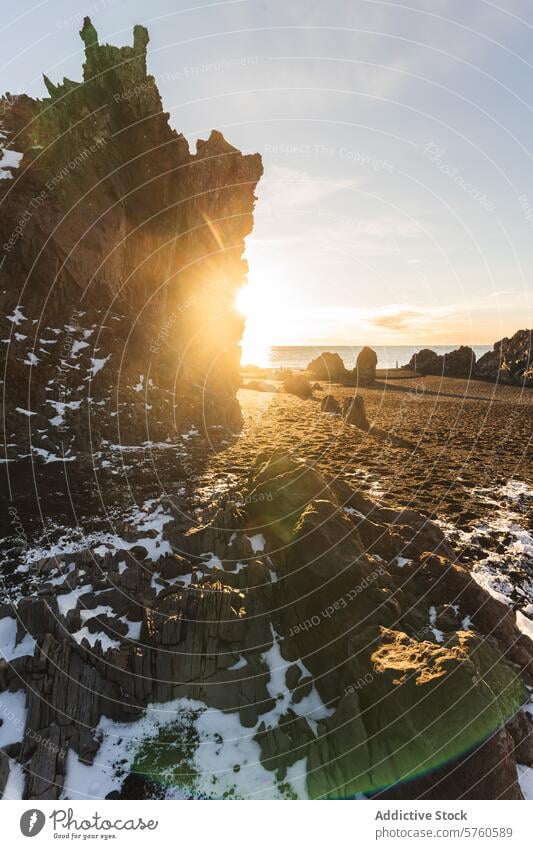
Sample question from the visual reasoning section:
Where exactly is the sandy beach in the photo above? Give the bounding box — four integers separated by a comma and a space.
205, 374, 532, 526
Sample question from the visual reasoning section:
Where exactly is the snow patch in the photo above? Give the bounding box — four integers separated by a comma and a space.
88, 355, 111, 377
247, 533, 266, 554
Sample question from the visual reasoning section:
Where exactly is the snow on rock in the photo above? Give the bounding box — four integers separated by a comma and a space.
200, 552, 223, 570
518, 764, 533, 800
70, 339, 89, 356
57, 586, 94, 617
62, 697, 307, 800
79, 604, 114, 624
7, 305, 26, 325
47, 399, 82, 426
0, 689, 27, 748
31, 447, 77, 464
396, 556, 412, 568
71, 626, 121, 652
0, 615, 36, 661
428, 605, 445, 643
0, 147, 23, 178
439, 480, 533, 616
260, 624, 334, 736
120, 618, 142, 641
516, 611, 533, 641
2, 761, 26, 799
228, 655, 248, 671
88, 355, 111, 377
247, 533, 266, 554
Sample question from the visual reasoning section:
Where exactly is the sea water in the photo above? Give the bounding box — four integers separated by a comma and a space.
247, 345, 492, 371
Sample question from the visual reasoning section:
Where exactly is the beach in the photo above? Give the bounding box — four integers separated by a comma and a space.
197, 373, 532, 611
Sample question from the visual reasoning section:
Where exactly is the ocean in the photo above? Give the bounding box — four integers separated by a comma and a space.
250, 345, 492, 371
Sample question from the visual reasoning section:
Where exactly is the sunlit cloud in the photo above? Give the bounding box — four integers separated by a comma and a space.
256, 165, 357, 210
322, 301, 459, 333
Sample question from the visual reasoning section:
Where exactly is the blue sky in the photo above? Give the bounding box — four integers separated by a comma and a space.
2, 0, 533, 345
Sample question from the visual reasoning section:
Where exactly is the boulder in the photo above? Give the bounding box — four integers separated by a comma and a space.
405, 346, 476, 377
355, 346, 378, 384
339, 628, 527, 798
307, 352, 347, 381
342, 396, 369, 430
443, 345, 477, 376
405, 348, 440, 373
320, 394, 341, 413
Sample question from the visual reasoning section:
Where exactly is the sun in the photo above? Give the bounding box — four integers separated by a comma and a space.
235, 281, 274, 368
234, 283, 255, 319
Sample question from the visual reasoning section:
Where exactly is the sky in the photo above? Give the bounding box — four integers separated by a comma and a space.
2, 0, 533, 348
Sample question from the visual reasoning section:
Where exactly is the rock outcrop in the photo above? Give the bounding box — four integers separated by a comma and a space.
342, 395, 369, 429
1, 449, 532, 799
355, 345, 378, 384
307, 352, 347, 381
306, 348, 379, 386
405, 332, 533, 385
405, 346, 476, 378
476, 329, 532, 386
0, 19, 263, 454
320, 394, 341, 413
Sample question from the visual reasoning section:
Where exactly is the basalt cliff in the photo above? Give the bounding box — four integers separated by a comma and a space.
0, 18, 262, 458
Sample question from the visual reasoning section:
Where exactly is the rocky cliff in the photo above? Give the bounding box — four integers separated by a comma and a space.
404, 331, 532, 385
476, 329, 532, 386
0, 18, 262, 457
404, 346, 477, 378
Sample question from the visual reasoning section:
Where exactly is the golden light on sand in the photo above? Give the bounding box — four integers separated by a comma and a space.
235, 282, 273, 367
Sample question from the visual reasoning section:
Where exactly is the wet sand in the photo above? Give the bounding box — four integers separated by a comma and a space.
199, 374, 532, 532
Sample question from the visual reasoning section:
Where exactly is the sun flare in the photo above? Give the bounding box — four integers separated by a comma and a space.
235, 281, 274, 368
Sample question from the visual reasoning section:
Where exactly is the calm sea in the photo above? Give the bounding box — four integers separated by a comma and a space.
258, 345, 492, 371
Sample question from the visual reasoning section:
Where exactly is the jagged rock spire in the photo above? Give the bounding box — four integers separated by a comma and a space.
80, 16, 98, 49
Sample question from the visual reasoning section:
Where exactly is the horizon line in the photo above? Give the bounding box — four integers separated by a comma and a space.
259, 341, 493, 347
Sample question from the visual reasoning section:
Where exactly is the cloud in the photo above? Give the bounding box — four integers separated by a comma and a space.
256, 165, 356, 210
322, 302, 460, 333
370, 309, 427, 331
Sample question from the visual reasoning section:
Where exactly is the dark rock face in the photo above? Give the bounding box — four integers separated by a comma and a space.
342, 395, 369, 430
355, 345, 378, 384
476, 329, 532, 386
443, 345, 477, 376
246, 452, 532, 798
405, 333, 533, 385
307, 347, 377, 386
405, 346, 476, 377
0, 19, 263, 453
320, 394, 341, 413
341, 345, 378, 386
405, 348, 440, 373
307, 352, 347, 381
